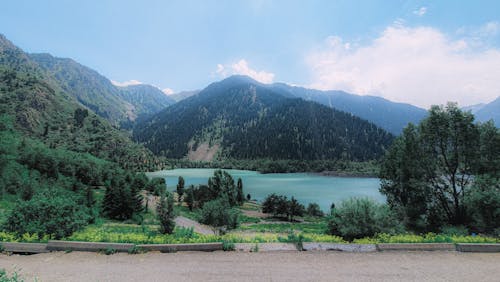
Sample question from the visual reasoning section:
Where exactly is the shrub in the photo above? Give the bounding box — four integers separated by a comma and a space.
0, 269, 23, 282
199, 197, 239, 235
306, 203, 324, 217
102, 247, 116, 255
327, 197, 402, 241
3, 190, 90, 239
465, 175, 500, 234
222, 241, 235, 251
127, 245, 146, 254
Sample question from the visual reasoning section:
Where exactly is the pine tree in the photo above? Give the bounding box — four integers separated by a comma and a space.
157, 192, 175, 234
236, 178, 244, 205
176, 176, 185, 203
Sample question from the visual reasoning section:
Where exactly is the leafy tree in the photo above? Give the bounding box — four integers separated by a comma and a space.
246, 193, 251, 201
176, 176, 185, 203
379, 124, 430, 231
380, 104, 500, 230
327, 197, 402, 241
157, 192, 176, 234
288, 197, 305, 221
306, 203, 324, 217
199, 197, 238, 235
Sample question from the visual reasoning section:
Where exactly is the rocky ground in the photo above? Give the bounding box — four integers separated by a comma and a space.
1, 251, 499, 281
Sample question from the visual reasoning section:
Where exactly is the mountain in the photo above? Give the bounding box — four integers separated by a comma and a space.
169, 90, 200, 102
29, 53, 173, 126
270, 84, 427, 135
117, 84, 175, 118
474, 96, 500, 126
134, 75, 393, 161
0, 34, 156, 170
462, 103, 486, 114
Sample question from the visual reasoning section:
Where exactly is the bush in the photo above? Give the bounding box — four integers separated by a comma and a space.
306, 203, 324, 217
327, 197, 402, 241
465, 175, 500, 234
222, 241, 235, 251
3, 190, 90, 239
199, 197, 239, 234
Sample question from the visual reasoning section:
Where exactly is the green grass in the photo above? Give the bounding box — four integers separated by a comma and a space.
174, 206, 201, 221
237, 221, 328, 234
238, 214, 261, 224
353, 233, 500, 244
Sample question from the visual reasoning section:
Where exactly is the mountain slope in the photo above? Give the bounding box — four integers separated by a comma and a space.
475, 96, 500, 126
117, 84, 175, 118
169, 90, 200, 102
29, 53, 133, 125
0, 34, 156, 170
134, 75, 393, 161
271, 84, 427, 135
29, 53, 173, 126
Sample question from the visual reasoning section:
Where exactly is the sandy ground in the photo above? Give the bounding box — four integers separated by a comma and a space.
1, 251, 500, 282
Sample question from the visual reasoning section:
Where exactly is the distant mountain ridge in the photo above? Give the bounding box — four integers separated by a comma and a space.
269, 84, 428, 135
29, 53, 174, 126
474, 96, 500, 126
134, 75, 393, 161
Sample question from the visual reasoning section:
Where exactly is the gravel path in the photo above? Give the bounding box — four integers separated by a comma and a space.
1, 251, 500, 282
174, 216, 214, 235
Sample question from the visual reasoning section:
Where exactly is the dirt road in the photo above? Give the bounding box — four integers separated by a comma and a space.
174, 216, 214, 235
1, 251, 499, 282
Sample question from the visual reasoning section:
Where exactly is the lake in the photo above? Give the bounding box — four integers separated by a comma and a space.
147, 168, 384, 212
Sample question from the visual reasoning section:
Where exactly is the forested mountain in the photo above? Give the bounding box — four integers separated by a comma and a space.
270, 84, 427, 135
29, 53, 173, 126
134, 75, 393, 161
474, 96, 500, 126
0, 34, 156, 170
117, 84, 175, 119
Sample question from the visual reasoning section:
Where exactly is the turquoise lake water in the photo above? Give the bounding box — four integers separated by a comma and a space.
147, 168, 384, 212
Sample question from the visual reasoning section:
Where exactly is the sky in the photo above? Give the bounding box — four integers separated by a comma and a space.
1, 0, 500, 108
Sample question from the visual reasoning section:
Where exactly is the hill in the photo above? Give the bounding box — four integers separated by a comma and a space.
133, 75, 393, 161
0, 34, 156, 170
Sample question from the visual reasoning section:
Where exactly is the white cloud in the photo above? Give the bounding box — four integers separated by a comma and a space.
413, 7, 427, 17
111, 79, 142, 87
162, 88, 174, 95
307, 24, 500, 108
215, 59, 275, 84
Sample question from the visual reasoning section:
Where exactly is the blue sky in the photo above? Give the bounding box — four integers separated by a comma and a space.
1, 0, 500, 108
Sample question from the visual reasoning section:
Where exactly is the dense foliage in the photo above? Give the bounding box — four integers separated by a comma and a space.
262, 193, 306, 221
380, 104, 500, 233
4, 190, 91, 239
327, 197, 402, 241
168, 158, 380, 175
134, 75, 393, 161
199, 197, 239, 234
0, 35, 159, 171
